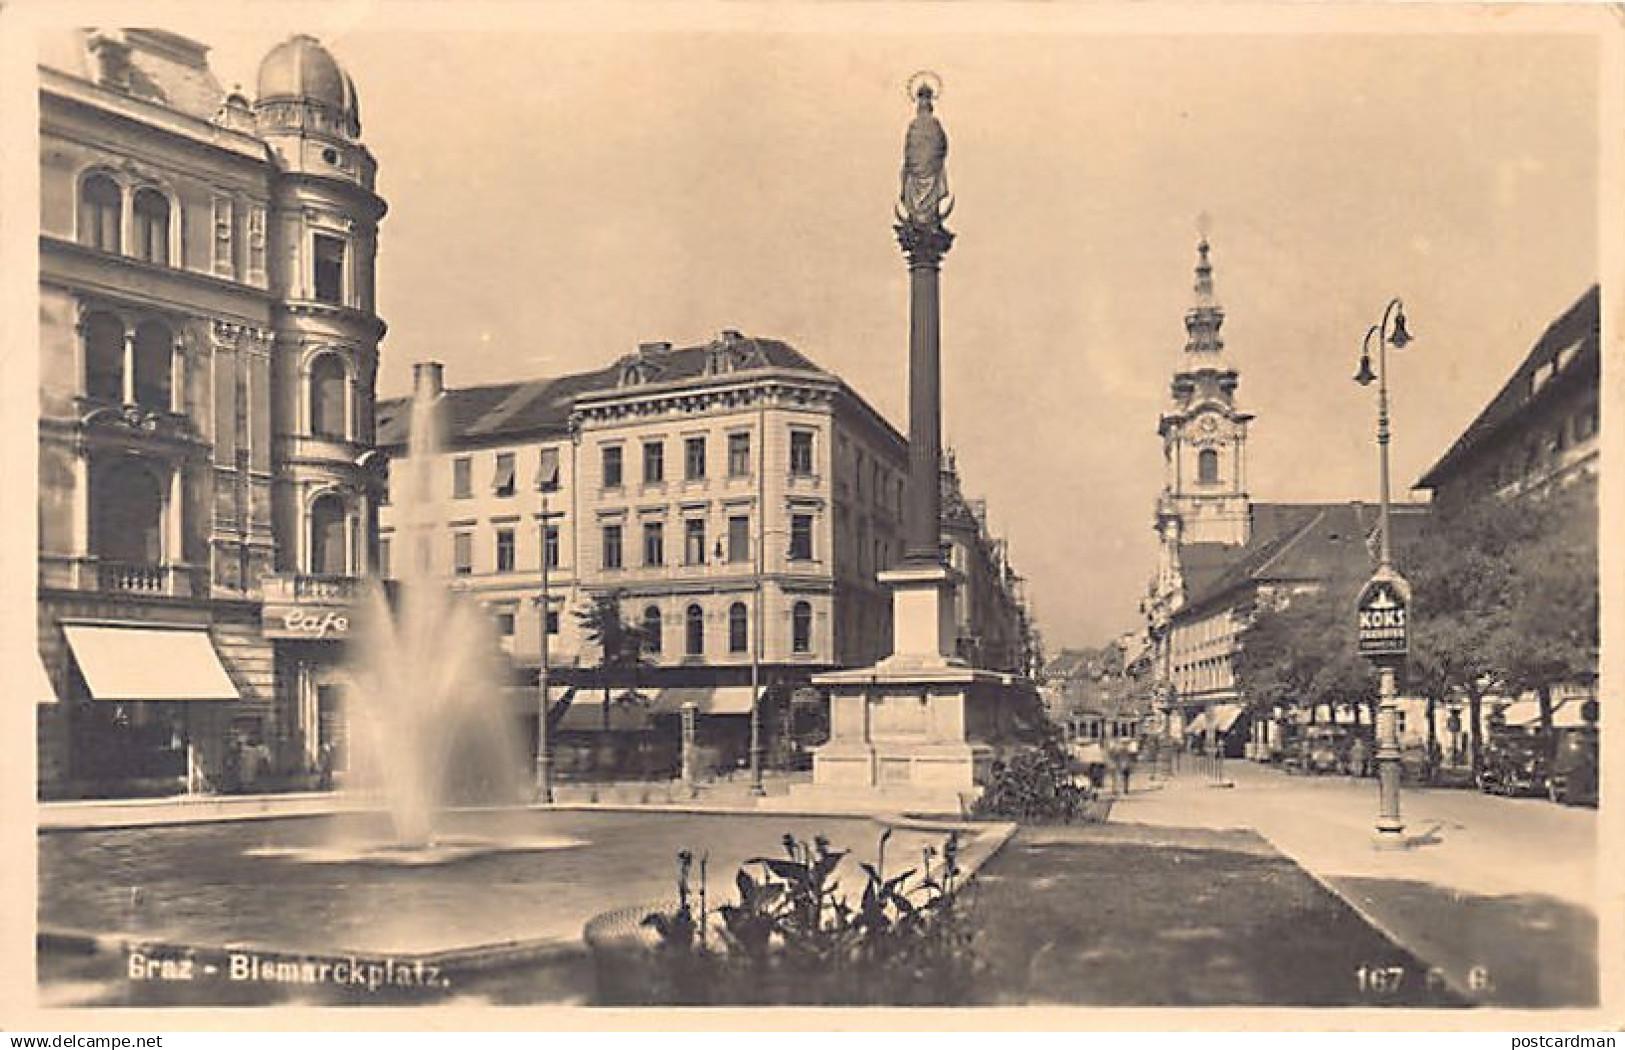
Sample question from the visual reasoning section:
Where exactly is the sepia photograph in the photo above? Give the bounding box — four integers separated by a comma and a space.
4, 0, 1617, 1029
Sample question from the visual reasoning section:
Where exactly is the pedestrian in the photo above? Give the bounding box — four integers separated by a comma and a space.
1348, 735, 1369, 778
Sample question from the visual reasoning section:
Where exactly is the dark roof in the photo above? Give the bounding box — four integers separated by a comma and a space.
378, 336, 833, 450
1416, 285, 1600, 490
1179, 501, 1429, 615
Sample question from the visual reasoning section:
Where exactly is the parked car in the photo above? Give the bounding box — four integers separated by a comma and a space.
1477, 727, 1550, 797
1293, 728, 1371, 776
1547, 726, 1599, 806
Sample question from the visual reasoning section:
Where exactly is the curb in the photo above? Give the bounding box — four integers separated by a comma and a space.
1248, 827, 1476, 1003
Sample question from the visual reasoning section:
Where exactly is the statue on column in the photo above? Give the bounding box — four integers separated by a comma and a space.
897, 76, 952, 228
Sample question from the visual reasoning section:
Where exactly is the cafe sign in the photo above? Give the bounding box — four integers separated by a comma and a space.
263, 605, 351, 641
1356, 569, 1411, 661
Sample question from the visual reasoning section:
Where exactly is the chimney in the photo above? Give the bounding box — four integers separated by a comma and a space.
413, 360, 445, 400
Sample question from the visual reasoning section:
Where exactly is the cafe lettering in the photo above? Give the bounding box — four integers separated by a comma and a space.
263, 605, 351, 641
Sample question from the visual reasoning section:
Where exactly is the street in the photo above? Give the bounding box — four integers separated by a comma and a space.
1115, 758, 1598, 1007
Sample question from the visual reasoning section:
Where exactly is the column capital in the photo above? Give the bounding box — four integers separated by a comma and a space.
895, 221, 955, 269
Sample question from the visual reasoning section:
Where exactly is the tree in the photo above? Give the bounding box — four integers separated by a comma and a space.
1399, 476, 1597, 772
1233, 581, 1375, 731
1498, 479, 1599, 755
575, 590, 651, 733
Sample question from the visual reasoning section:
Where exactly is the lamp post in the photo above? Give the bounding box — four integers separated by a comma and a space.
1354, 297, 1413, 845
535, 471, 562, 803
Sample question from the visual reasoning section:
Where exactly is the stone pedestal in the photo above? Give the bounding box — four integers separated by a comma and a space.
782, 563, 1025, 814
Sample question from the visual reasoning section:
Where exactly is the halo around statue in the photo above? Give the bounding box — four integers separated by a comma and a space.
906, 70, 943, 103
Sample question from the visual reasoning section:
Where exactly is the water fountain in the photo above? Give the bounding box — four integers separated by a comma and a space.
250, 364, 580, 865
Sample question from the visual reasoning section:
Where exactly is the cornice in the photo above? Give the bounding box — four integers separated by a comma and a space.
41, 68, 271, 165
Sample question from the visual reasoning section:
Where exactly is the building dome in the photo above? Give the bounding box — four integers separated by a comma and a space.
255, 34, 360, 135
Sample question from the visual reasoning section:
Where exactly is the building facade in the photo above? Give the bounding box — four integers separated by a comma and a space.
1416, 285, 1599, 509
377, 333, 1035, 757
36, 30, 385, 796
1414, 284, 1600, 737
940, 451, 1034, 675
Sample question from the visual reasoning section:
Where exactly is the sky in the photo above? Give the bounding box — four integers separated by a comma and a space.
156, 6, 1598, 651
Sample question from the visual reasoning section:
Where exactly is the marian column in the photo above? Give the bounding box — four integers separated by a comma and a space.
897, 80, 954, 565
883, 78, 962, 665
794, 76, 1021, 814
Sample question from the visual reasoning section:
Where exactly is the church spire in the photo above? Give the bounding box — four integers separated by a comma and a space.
1183, 236, 1226, 357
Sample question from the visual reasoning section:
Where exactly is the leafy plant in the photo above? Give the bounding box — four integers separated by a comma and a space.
633, 829, 983, 1005
970, 737, 1099, 824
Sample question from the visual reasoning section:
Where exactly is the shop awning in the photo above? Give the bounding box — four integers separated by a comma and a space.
1186, 703, 1244, 735
654, 686, 759, 716
62, 625, 238, 702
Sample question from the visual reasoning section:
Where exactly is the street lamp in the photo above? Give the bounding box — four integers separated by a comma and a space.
535, 461, 563, 803
1354, 297, 1413, 846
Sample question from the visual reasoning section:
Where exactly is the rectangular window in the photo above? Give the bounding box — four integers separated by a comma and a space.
728, 515, 750, 564
453, 532, 473, 576
493, 452, 517, 497
643, 521, 665, 567
855, 451, 865, 496
546, 609, 560, 635
685, 518, 707, 566
377, 536, 392, 579
685, 436, 706, 480
452, 457, 472, 499
543, 523, 561, 569
602, 446, 623, 489
537, 447, 561, 492
728, 432, 751, 476
643, 441, 665, 484
313, 234, 346, 305
790, 430, 815, 475
790, 514, 814, 561
495, 527, 516, 573
495, 610, 516, 637
602, 524, 623, 570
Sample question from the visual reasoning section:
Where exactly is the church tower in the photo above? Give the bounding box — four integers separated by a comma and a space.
1156, 236, 1251, 548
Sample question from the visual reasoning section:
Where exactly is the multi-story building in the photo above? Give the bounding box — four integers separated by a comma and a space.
1416, 285, 1599, 509
376, 333, 911, 748
377, 332, 1035, 759
940, 451, 1032, 674
1414, 284, 1600, 737
36, 30, 386, 796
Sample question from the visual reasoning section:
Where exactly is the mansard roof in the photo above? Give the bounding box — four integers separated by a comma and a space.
1415, 285, 1599, 491
377, 335, 889, 451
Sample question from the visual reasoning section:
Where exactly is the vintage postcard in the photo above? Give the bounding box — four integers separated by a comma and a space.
2, 0, 1619, 1033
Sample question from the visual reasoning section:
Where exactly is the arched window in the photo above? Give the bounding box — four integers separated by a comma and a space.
132, 320, 172, 410
1197, 448, 1219, 485
309, 493, 348, 575
132, 188, 170, 265
83, 311, 124, 402
310, 355, 348, 439
792, 601, 813, 654
90, 457, 163, 564
685, 604, 704, 657
642, 605, 663, 655
729, 602, 748, 654
78, 173, 121, 253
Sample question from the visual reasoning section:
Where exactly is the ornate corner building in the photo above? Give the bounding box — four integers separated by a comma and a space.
36, 30, 386, 796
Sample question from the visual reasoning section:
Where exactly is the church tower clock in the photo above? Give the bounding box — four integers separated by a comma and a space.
1156, 236, 1252, 548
